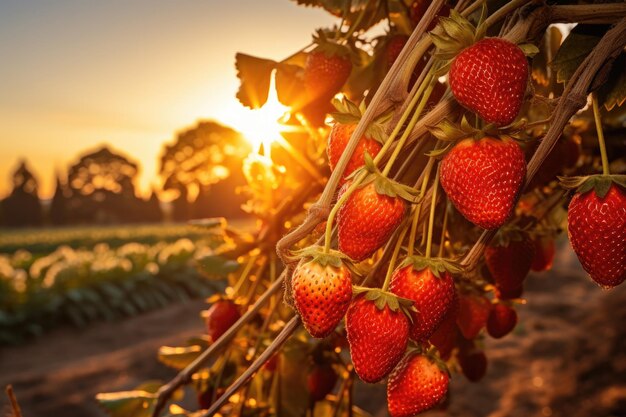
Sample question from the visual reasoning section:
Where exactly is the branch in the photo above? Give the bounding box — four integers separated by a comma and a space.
5, 385, 22, 417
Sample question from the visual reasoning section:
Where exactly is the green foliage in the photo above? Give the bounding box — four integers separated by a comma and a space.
95, 391, 157, 417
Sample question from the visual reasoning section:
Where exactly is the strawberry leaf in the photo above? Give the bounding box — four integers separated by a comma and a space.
96, 391, 156, 417
551, 25, 606, 85
158, 345, 203, 370
275, 62, 305, 107
597, 53, 626, 111
235, 53, 277, 109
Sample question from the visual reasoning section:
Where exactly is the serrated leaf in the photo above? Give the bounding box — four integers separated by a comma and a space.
597, 53, 626, 111
96, 391, 156, 417
235, 53, 276, 109
552, 26, 606, 85
329, 113, 360, 124
158, 345, 203, 370
275, 62, 306, 107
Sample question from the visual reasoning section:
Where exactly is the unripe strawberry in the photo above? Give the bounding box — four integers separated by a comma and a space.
440, 137, 526, 230
486, 303, 518, 339
204, 299, 240, 343
387, 354, 449, 417
449, 38, 528, 126
567, 182, 626, 288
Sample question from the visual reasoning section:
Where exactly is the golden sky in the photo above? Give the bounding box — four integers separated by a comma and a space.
0, 1, 334, 199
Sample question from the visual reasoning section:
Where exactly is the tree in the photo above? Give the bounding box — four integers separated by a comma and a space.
65, 146, 145, 224
160, 121, 250, 220
143, 188, 163, 223
49, 172, 69, 225
1, 160, 42, 227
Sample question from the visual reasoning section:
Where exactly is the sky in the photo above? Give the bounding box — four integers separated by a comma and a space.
0, 0, 335, 199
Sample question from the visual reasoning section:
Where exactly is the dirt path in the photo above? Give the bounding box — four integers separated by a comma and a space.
1, 242, 625, 417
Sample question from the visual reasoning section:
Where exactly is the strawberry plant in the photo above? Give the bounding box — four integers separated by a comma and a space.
95, 1, 626, 417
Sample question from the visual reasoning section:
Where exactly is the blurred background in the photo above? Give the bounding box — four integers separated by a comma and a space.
0, 1, 624, 417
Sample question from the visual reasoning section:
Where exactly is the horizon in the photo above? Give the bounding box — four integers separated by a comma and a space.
0, 1, 334, 199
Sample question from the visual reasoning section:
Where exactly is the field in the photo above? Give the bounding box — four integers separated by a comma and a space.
0, 222, 249, 344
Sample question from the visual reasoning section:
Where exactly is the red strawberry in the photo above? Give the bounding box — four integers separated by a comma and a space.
204, 299, 240, 343
390, 258, 458, 341
458, 347, 488, 382
307, 364, 338, 402
304, 51, 352, 101
429, 293, 459, 360
387, 353, 449, 417
292, 249, 353, 338
337, 181, 407, 262
386, 35, 409, 70
487, 303, 518, 339
567, 181, 626, 288
531, 236, 556, 272
449, 38, 529, 125
456, 294, 491, 340
346, 291, 411, 383
440, 137, 526, 230
409, 1, 451, 31
485, 233, 535, 299
328, 123, 382, 182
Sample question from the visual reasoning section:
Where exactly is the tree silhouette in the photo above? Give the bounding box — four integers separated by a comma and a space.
49, 172, 69, 225
66, 146, 145, 224
144, 188, 163, 223
1, 160, 42, 227
160, 121, 250, 220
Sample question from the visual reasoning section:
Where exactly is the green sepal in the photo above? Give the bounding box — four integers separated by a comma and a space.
311, 29, 351, 58
425, 143, 452, 158
352, 286, 417, 322
330, 97, 389, 145
519, 43, 540, 57
291, 245, 355, 269
559, 174, 626, 199
399, 256, 463, 278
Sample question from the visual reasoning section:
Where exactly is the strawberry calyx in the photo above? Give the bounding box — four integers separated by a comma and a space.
311, 29, 352, 59
559, 174, 626, 199
490, 227, 530, 248
353, 285, 416, 319
399, 255, 463, 278
347, 152, 421, 203
329, 97, 390, 145
291, 245, 355, 269
405, 344, 450, 375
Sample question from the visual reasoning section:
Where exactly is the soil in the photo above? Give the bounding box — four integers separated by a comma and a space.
1, 241, 625, 417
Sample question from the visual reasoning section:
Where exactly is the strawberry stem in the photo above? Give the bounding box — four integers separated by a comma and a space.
438, 200, 449, 258
408, 158, 435, 257
382, 221, 410, 291
591, 93, 610, 176
425, 169, 440, 259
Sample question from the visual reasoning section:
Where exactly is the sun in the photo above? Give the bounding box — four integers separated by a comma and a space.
235, 72, 290, 155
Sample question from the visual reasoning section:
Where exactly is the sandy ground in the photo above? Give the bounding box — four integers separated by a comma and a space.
1, 242, 625, 417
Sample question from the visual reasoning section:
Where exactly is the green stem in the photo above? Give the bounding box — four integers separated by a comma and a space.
591, 93, 610, 175
231, 255, 259, 297
424, 169, 440, 259
438, 200, 449, 258
381, 222, 410, 291
407, 158, 435, 256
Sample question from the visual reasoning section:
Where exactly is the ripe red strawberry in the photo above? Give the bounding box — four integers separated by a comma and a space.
304, 51, 352, 101
449, 38, 529, 125
292, 249, 353, 338
567, 181, 626, 288
531, 236, 556, 272
440, 137, 526, 230
346, 291, 411, 383
328, 123, 382, 182
456, 294, 491, 340
485, 233, 535, 299
390, 258, 458, 342
337, 181, 407, 262
409, 1, 451, 31
429, 293, 459, 360
487, 303, 518, 339
387, 353, 449, 417
204, 299, 240, 342
307, 364, 338, 402
458, 347, 488, 382
385, 35, 409, 70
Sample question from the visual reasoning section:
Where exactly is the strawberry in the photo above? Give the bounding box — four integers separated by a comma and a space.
292, 248, 353, 338
429, 293, 459, 360
456, 294, 491, 340
346, 290, 412, 383
203, 299, 241, 343
307, 364, 338, 402
449, 38, 529, 125
440, 137, 526, 229
385, 35, 409, 70
485, 232, 535, 299
387, 353, 449, 417
337, 165, 417, 261
409, 1, 451, 31
390, 257, 459, 342
531, 236, 556, 272
486, 303, 518, 339
458, 346, 488, 382
304, 48, 352, 101
566, 179, 626, 288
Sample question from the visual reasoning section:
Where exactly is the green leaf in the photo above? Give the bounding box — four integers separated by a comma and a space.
95, 391, 156, 417
552, 26, 606, 85
235, 53, 276, 109
597, 53, 626, 111
158, 345, 203, 370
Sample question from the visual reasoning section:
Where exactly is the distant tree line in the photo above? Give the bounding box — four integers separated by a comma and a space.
0, 120, 250, 228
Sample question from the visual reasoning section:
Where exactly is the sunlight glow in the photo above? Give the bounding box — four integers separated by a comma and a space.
236, 72, 290, 157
